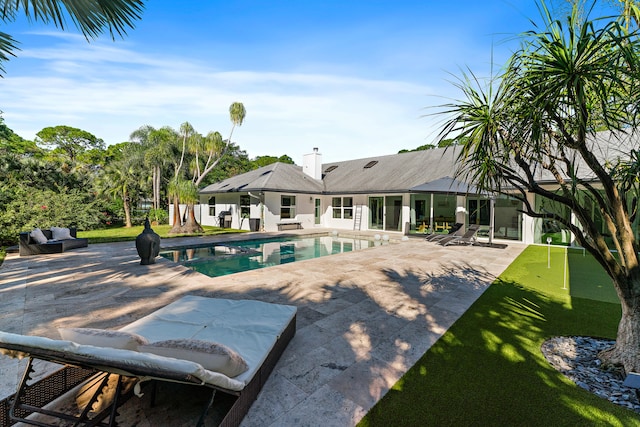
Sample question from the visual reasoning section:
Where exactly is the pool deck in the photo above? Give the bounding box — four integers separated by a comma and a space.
0, 230, 526, 426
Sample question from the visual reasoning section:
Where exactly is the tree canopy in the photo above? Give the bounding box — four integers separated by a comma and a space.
35, 125, 105, 162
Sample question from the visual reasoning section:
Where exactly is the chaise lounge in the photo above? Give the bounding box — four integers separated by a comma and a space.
19, 227, 88, 256
0, 295, 297, 427
439, 224, 481, 246
425, 222, 463, 242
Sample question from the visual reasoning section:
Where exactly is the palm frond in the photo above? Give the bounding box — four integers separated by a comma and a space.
0, 0, 145, 75
0, 31, 18, 74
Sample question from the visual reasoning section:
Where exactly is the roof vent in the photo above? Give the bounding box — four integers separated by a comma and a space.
363, 160, 378, 169
324, 165, 338, 173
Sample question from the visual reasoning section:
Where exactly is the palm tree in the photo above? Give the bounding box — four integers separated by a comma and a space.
0, 0, 145, 75
191, 102, 246, 187
436, 1, 640, 372
181, 180, 203, 234
130, 125, 176, 212
97, 158, 140, 228
228, 102, 246, 146
168, 177, 196, 234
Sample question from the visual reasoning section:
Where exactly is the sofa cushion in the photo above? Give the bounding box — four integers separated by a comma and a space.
51, 226, 74, 240
30, 228, 48, 244
58, 328, 149, 351
139, 339, 249, 377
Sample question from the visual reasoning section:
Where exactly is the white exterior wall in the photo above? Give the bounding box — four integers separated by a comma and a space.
168, 204, 203, 225
260, 192, 316, 232
193, 190, 538, 243
196, 193, 263, 230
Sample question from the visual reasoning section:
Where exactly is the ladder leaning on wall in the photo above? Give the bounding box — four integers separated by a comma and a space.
353, 205, 363, 230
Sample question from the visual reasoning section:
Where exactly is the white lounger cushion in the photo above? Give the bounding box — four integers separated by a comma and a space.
0, 296, 296, 392
0, 331, 246, 391
119, 296, 297, 385
58, 328, 148, 351
140, 339, 248, 377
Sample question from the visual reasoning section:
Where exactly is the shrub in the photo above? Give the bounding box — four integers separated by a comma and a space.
0, 189, 102, 245
148, 208, 169, 224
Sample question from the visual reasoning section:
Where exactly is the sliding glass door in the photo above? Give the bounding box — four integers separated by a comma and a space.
369, 197, 384, 230
369, 196, 402, 231
385, 196, 403, 231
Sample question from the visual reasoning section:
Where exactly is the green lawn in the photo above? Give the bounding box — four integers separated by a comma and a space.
77, 224, 246, 244
359, 245, 639, 426
0, 225, 245, 267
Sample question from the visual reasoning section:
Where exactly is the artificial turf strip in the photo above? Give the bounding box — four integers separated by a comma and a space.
359, 246, 639, 426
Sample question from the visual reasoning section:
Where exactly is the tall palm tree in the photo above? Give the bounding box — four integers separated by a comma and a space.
97, 158, 140, 228
198, 105, 245, 183
0, 0, 145, 75
130, 125, 176, 212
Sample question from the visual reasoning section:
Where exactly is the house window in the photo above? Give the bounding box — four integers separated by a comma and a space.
208, 196, 216, 216
332, 197, 342, 218
332, 197, 353, 219
240, 195, 250, 217
281, 195, 296, 219
344, 197, 353, 219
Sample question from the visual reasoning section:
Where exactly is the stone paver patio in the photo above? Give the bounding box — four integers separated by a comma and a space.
0, 230, 525, 426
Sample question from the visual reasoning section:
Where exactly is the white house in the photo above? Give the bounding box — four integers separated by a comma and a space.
190, 147, 524, 242
190, 134, 638, 247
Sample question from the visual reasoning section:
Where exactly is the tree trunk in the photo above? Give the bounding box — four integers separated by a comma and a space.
599, 294, 640, 373
169, 196, 183, 234
123, 193, 132, 228
152, 167, 158, 210
154, 165, 161, 211
183, 203, 204, 234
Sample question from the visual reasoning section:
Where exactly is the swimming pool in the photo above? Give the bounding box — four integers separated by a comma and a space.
159, 235, 383, 278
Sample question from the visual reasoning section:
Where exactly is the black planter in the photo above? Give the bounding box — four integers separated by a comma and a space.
136, 218, 161, 265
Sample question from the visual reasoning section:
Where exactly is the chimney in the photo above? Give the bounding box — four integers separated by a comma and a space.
303, 147, 322, 180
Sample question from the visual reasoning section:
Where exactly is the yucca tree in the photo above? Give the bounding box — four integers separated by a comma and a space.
436, 0, 640, 372
616, 0, 640, 30
181, 179, 203, 234
0, 0, 145, 75
167, 177, 184, 233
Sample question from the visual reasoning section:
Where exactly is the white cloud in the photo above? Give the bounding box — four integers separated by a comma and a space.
2, 34, 449, 163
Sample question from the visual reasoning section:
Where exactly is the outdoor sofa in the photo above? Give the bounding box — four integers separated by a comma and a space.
19, 227, 88, 256
0, 295, 297, 426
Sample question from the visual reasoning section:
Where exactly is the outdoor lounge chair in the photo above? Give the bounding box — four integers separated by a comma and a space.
425, 222, 463, 242
439, 224, 481, 246
0, 295, 297, 427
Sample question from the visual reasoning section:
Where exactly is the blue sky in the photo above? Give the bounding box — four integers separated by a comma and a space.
0, 1, 618, 163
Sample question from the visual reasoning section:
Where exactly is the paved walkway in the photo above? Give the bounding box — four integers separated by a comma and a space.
0, 231, 525, 426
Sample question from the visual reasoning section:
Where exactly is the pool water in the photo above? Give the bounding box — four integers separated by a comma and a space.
159, 235, 382, 277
